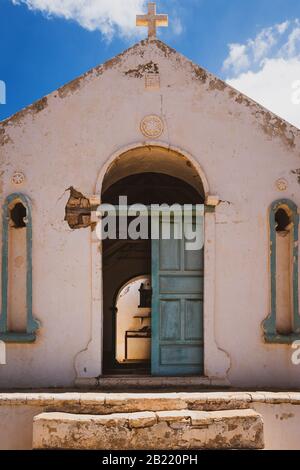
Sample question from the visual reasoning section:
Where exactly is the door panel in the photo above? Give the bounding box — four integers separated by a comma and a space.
160, 345, 203, 366
151, 210, 204, 376
159, 276, 203, 294
185, 248, 204, 272
185, 300, 203, 340
160, 300, 181, 341
160, 239, 181, 271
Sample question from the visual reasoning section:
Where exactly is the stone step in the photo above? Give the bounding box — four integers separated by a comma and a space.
0, 391, 255, 415
77, 376, 216, 390
33, 409, 264, 450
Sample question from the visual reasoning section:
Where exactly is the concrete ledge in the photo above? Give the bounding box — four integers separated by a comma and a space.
32, 409, 264, 450
0, 391, 299, 414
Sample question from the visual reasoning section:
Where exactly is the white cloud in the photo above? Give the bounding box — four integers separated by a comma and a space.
250, 27, 278, 62
223, 21, 291, 74
277, 21, 290, 35
224, 20, 300, 129
11, 0, 148, 39
227, 58, 300, 128
281, 26, 300, 57
223, 44, 250, 74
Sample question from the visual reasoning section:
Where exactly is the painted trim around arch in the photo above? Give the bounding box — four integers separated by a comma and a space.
263, 199, 300, 344
0, 193, 39, 343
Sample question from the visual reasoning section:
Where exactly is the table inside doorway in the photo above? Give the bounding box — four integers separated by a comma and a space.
125, 319, 151, 361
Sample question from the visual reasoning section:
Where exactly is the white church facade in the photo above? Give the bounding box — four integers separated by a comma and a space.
0, 3, 300, 448
0, 3, 300, 394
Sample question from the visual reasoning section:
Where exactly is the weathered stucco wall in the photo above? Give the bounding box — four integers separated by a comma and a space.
0, 39, 300, 388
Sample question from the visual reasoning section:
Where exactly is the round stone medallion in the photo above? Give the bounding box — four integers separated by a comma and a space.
12, 172, 25, 185
140, 115, 164, 139
276, 178, 288, 191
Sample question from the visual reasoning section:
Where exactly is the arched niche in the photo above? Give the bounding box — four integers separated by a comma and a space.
0, 194, 39, 343
264, 199, 300, 343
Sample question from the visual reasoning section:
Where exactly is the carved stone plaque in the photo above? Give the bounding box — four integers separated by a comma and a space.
12, 172, 25, 185
276, 178, 288, 191
140, 115, 164, 138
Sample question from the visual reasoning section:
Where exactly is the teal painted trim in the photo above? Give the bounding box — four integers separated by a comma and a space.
0, 194, 39, 343
264, 199, 300, 343
151, 238, 160, 375
0, 332, 36, 343
0, 197, 9, 333
263, 333, 300, 345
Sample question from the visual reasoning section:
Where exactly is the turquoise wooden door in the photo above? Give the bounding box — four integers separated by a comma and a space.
151, 209, 204, 376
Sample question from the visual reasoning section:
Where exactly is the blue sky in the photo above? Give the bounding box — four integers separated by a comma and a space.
1, 0, 300, 126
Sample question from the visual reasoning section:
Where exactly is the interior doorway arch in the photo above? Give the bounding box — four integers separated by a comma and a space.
115, 275, 151, 366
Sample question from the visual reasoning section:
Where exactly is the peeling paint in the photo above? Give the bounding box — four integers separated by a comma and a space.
191, 64, 208, 84
219, 200, 232, 206
209, 79, 226, 92
0, 128, 12, 146
124, 61, 159, 78
96, 41, 147, 77
0, 97, 48, 129
231, 94, 298, 149
235, 94, 252, 107
58, 43, 144, 96
58, 78, 84, 99
280, 413, 294, 421
154, 39, 177, 58
65, 187, 92, 230
33, 97, 48, 113
101, 55, 122, 72
292, 169, 300, 184
261, 113, 296, 149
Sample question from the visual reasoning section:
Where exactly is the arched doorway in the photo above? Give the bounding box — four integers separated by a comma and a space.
101, 145, 205, 376
115, 275, 151, 366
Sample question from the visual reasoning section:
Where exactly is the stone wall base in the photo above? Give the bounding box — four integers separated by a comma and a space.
33, 409, 264, 450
